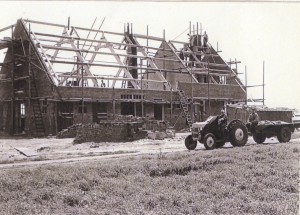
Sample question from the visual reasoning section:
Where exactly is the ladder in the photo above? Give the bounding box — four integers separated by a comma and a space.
30, 73, 45, 136
178, 89, 193, 129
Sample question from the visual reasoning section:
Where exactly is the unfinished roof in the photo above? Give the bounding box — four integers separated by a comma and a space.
0, 18, 245, 94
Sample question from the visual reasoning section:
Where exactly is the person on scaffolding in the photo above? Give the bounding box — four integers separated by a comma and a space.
218, 109, 228, 135
203, 31, 208, 52
248, 107, 260, 133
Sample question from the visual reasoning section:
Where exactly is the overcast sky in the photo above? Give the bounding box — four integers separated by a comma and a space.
1, 1, 300, 110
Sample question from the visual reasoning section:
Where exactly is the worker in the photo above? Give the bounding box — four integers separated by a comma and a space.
218, 109, 228, 134
248, 107, 260, 132
179, 48, 184, 60
203, 31, 208, 51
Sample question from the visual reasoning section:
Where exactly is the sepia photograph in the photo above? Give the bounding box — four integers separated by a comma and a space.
0, 1, 299, 214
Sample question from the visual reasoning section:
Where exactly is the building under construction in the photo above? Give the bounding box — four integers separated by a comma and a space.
0, 19, 246, 136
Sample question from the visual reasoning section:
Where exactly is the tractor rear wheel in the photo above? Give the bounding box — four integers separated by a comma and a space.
253, 133, 266, 144
277, 126, 291, 143
185, 135, 197, 150
204, 133, 217, 150
229, 123, 248, 147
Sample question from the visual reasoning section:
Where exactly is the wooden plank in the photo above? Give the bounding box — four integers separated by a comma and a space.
50, 60, 180, 74
34, 32, 171, 51
134, 34, 163, 41
181, 50, 219, 57
25, 19, 65, 28
246, 84, 264, 88
0, 76, 30, 82
74, 26, 124, 36
0, 25, 15, 33
57, 74, 166, 82
192, 68, 231, 73
192, 71, 233, 77
185, 61, 229, 68
14, 147, 39, 157
169, 40, 187, 44
42, 44, 180, 63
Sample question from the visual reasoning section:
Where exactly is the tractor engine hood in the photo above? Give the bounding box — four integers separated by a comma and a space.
192, 116, 218, 130
192, 121, 207, 130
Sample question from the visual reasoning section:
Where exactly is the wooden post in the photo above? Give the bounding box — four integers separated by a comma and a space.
146, 25, 149, 80
11, 26, 15, 135
263, 61, 265, 106
207, 62, 210, 114
191, 67, 194, 123
113, 87, 116, 119
140, 59, 144, 117
170, 87, 173, 121
163, 29, 166, 79
28, 40, 32, 134
68, 17, 70, 31
193, 25, 195, 35
81, 63, 84, 123
245, 65, 247, 105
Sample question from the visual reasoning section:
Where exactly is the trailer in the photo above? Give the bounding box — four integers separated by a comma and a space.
247, 121, 300, 144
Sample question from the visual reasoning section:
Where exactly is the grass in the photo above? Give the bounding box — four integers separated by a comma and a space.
0, 142, 299, 215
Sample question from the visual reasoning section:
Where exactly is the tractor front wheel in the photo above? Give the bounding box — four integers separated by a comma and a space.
204, 133, 217, 150
185, 135, 197, 150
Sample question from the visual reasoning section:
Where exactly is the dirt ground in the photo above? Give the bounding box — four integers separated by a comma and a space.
0, 131, 300, 169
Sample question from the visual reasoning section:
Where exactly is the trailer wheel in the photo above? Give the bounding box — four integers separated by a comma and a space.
185, 135, 197, 150
204, 133, 216, 150
253, 133, 266, 144
229, 123, 248, 147
277, 126, 291, 143
216, 142, 226, 148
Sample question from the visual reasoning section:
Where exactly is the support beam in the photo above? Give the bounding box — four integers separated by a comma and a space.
41, 44, 180, 63
34, 32, 172, 51
57, 74, 166, 82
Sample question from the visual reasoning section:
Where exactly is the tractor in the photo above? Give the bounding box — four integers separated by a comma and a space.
185, 115, 248, 150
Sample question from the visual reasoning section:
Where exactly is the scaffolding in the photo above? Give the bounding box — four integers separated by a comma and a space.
0, 18, 248, 135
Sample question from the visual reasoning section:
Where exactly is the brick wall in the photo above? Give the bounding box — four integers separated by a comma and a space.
178, 82, 246, 100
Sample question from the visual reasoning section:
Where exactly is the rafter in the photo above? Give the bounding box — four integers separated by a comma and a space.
128, 35, 170, 90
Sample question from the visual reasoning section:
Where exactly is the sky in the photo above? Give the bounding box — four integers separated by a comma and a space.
0, 1, 300, 110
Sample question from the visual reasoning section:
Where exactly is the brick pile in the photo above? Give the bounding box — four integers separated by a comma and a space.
56, 115, 171, 143
73, 122, 147, 144
56, 124, 83, 138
